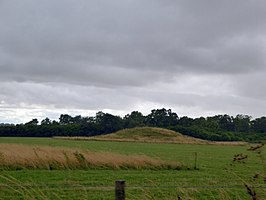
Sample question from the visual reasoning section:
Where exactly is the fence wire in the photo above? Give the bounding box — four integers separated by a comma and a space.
1, 183, 266, 190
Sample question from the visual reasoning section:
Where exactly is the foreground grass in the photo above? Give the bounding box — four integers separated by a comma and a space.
1, 169, 265, 200
0, 137, 265, 199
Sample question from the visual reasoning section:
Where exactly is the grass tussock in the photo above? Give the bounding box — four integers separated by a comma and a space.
0, 144, 183, 170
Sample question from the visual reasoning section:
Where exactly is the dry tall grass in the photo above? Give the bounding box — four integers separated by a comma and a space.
0, 144, 183, 170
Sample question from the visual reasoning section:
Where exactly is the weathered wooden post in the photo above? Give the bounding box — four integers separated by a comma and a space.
115, 180, 126, 200
194, 152, 198, 169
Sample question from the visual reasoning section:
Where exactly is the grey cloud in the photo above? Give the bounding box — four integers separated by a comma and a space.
232, 70, 266, 100
0, 81, 139, 110
1, 0, 266, 84
1, 0, 266, 122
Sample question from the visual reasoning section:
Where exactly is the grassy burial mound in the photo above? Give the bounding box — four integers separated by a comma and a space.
59, 127, 209, 144
57, 127, 248, 145
0, 144, 183, 170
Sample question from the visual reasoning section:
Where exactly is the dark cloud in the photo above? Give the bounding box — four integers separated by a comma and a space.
0, 0, 266, 122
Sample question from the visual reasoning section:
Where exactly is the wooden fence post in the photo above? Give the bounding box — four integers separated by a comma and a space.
115, 180, 126, 200
194, 152, 198, 169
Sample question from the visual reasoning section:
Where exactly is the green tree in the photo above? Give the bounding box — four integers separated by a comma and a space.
233, 114, 251, 132
206, 116, 220, 131
95, 111, 123, 134
124, 111, 145, 128
218, 114, 235, 131
72, 115, 82, 124
146, 108, 179, 128
59, 114, 73, 125
178, 116, 193, 127
41, 117, 52, 125
251, 117, 266, 133
25, 119, 38, 126
192, 117, 206, 128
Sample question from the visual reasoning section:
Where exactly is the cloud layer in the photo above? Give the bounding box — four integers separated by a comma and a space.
1, 0, 266, 123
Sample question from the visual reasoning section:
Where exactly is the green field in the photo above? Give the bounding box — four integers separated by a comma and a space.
0, 137, 265, 199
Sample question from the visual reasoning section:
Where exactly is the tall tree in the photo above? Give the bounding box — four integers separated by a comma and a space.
25, 119, 38, 126
233, 114, 251, 132
217, 114, 235, 131
178, 116, 193, 127
251, 117, 266, 133
59, 114, 73, 125
41, 117, 52, 125
95, 111, 123, 133
146, 108, 179, 128
124, 111, 145, 128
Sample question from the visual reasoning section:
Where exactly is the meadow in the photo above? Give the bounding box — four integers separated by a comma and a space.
0, 136, 265, 199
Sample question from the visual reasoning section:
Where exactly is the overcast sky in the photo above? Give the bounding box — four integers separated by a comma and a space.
1, 0, 266, 123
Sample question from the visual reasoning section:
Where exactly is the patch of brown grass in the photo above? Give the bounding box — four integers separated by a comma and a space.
0, 144, 183, 170
212, 141, 248, 146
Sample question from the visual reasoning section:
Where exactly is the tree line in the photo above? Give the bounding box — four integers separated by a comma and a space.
0, 108, 266, 142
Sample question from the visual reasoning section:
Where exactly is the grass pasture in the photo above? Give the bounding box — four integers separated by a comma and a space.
0, 136, 265, 199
